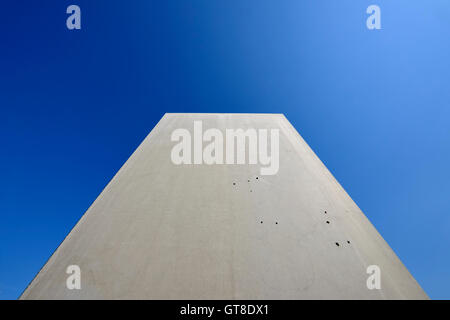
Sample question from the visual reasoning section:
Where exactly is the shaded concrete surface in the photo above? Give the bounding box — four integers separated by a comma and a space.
20, 114, 428, 299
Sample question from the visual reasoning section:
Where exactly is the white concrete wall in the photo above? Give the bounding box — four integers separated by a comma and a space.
20, 114, 428, 299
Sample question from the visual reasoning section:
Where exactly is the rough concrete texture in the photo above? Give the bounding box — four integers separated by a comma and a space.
20, 113, 428, 299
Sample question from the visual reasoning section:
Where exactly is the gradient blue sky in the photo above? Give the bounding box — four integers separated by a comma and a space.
1, 1, 449, 299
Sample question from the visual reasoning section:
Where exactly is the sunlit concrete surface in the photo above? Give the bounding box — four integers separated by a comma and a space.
20, 113, 428, 299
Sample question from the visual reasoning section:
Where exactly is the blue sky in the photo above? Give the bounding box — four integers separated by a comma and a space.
1, 1, 449, 299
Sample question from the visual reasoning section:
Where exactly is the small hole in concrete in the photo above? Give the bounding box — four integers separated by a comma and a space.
275, 222, 278, 224
256, 177, 259, 180
324, 211, 327, 214
233, 183, 236, 186
326, 221, 330, 224
347, 240, 350, 244
335, 242, 340, 247
248, 180, 250, 182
